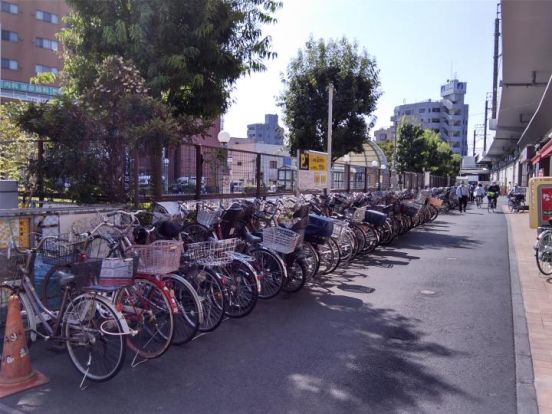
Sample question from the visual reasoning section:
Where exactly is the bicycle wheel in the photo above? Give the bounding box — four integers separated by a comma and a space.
335, 228, 355, 264
281, 257, 307, 293
360, 224, 379, 253
65, 294, 126, 381
185, 267, 225, 332
319, 238, 340, 275
181, 223, 213, 243
162, 274, 201, 345
221, 259, 258, 318
85, 235, 122, 259
114, 278, 174, 359
536, 231, 552, 275
302, 242, 320, 280
349, 223, 366, 257
250, 247, 285, 299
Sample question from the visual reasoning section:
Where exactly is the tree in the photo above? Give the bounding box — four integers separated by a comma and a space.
0, 105, 37, 185
279, 37, 381, 160
61, 0, 281, 126
395, 117, 461, 177
377, 139, 395, 168
14, 56, 179, 202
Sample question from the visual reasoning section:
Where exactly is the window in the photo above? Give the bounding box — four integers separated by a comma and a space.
1, 30, 18, 42
269, 161, 278, 169
35, 37, 58, 51
1, 1, 18, 14
35, 64, 59, 75
432, 108, 440, 113
1, 58, 18, 70
432, 118, 440, 123
418, 108, 425, 113
236, 161, 243, 166
405, 110, 412, 115
36, 10, 59, 24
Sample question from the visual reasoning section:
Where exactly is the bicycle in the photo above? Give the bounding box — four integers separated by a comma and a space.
487, 193, 498, 213
475, 195, 483, 208
1, 233, 131, 383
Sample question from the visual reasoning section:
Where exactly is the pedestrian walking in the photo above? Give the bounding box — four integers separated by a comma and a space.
456, 182, 469, 213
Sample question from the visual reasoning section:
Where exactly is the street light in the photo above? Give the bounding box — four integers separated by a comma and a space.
217, 131, 231, 145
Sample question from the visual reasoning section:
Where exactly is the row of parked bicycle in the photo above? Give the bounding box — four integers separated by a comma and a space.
1, 189, 446, 387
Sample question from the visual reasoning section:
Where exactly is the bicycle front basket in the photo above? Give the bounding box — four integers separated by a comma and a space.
261, 227, 300, 254
186, 238, 238, 267
128, 240, 183, 275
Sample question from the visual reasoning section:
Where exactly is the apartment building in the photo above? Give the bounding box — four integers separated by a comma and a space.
391, 79, 469, 155
1, 0, 68, 102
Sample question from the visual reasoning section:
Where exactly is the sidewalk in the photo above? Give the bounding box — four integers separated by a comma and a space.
506, 208, 552, 414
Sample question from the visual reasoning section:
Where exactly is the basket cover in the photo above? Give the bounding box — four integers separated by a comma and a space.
364, 210, 387, 226
305, 214, 334, 238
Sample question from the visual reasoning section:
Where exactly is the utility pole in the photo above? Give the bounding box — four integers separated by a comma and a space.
326, 83, 334, 193
473, 130, 476, 157
484, 98, 489, 152
492, 4, 500, 120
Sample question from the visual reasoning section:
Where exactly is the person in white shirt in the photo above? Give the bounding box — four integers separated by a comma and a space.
473, 183, 485, 206
456, 182, 470, 213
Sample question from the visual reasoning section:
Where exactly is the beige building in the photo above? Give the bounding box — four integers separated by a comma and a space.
1, 0, 68, 102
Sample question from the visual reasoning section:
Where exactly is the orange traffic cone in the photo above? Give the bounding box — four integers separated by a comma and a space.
0, 295, 48, 398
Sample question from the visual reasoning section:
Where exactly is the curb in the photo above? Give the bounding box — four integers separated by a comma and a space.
505, 209, 539, 414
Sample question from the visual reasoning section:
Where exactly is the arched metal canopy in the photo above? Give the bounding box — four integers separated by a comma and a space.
334, 140, 389, 169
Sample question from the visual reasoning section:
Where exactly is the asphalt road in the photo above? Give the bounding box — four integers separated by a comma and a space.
1, 202, 516, 414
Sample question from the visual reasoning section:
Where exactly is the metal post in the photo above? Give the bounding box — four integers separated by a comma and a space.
345, 164, 351, 193
473, 130, 476, 157
492, 8, 500, 120
133, 149, 139, 207
256, 153, 262, 198
364, 167, 368, 192
327, 84, 334, 192
37, 139, 44, 204
483, 99, 488, 152
195, 144, 202, 200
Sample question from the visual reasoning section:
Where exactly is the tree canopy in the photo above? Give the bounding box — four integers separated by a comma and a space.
61, 0, 281, 123
279, 37, 381, 161
395, 117, 461, 177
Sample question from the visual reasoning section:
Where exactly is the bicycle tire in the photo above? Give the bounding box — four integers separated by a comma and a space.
320, 238, 340, 275
65, 293, 126, 382
85, 235, 123, 259
181, 223, 213, 243
184, 267, 226, 332
250, 247, 285, 300
281, 257, 307, 293
536, 251, 552, 276
114, 278, 174, 359
162, 274, 201, 345
302, 242, 320, 279
221, 259, 258, 318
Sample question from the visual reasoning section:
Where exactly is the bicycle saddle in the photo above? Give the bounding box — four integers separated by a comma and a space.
244, 231, 262, 244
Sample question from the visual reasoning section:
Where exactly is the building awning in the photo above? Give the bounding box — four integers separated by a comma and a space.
518, 75, 552, 149
483, 1, 552, 161
531, 138, 552, 165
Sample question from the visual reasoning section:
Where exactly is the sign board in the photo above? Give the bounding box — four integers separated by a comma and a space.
528, 177, 552, 228
297, 150, 328, 191
1, 79, 59, 96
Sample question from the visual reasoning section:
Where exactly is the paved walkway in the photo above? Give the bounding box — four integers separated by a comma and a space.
506, 208, 552, 414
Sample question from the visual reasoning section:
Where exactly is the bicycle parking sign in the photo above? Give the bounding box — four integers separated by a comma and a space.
297, 150, 328, 191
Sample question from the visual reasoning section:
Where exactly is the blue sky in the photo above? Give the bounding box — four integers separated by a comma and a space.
223, 0, 498, 154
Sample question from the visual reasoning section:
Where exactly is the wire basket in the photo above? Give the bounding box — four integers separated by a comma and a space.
429, 197, 443, 208
262, 227, 300, 254
331, 220, 347, 242
186, 238, 238, 267
128, 240, 183, 275
197, 209, 221, 228
352, 207, 367, 223
38, 235, 86, 266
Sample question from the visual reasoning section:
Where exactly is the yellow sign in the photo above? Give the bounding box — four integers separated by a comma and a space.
299, 152, 310, 170
309, 152, 327, 171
